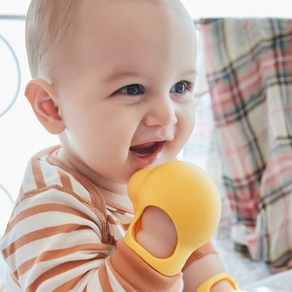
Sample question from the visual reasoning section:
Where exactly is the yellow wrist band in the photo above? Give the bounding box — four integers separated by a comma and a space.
197, 272, 239, 292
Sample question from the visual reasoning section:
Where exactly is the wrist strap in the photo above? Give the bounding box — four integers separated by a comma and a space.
197, 272, 239, 292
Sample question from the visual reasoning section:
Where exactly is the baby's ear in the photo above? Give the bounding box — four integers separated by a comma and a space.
25, 79, 64, 135
128, 168, 150, 203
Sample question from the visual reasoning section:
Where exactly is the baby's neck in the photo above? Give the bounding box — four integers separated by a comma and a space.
100, 186, 134, 213
56, 148, 133, 212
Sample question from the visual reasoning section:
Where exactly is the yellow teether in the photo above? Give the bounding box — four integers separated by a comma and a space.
123, 161, 222, 276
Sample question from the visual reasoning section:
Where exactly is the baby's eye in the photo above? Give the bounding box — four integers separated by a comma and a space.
170, 81, 192, 94
117, 84, 144, 95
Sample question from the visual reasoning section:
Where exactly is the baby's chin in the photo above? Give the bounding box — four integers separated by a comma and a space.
150, 153, 178, 168
126, 152, 179, 181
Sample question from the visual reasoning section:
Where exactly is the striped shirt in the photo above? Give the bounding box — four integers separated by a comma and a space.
1, 146, 183, 291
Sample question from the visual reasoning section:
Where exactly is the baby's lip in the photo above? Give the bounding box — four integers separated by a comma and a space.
129, 141, 164, 158
129, 141, 167, 168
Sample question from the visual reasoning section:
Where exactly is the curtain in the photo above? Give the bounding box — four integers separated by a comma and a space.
199, 18, 292, 269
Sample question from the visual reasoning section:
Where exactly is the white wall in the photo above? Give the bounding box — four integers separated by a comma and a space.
0, 1, 57, 234
182, 0, 292, 18
2, 0, 291, 19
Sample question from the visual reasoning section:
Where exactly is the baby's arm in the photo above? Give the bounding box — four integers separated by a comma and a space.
183, 244, 237, 291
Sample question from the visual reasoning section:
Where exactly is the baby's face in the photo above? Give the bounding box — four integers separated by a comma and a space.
55, 0, 197, 188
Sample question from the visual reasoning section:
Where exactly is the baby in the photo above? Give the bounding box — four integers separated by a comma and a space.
1, 0, 238, 291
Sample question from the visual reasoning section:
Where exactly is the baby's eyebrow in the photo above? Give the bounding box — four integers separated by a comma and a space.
179, 68, 197, 77
103, 70, 141, 83
103, 68, 197, 85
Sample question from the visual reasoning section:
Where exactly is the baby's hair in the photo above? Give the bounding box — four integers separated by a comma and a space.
25, 0, 84, 78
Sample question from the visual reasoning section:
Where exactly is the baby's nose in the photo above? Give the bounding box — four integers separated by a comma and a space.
144, 96, 178, 127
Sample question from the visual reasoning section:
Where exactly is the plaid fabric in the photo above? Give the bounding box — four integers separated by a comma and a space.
199, 18, 292, 268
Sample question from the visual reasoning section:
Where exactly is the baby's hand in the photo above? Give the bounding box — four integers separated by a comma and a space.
123, 161, 221, 276
135, 206, 177, 259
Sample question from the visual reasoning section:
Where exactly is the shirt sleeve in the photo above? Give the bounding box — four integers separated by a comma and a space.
1, 188, 183, 291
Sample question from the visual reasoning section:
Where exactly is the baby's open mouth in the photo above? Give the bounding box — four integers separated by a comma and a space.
130, 141, 164, 158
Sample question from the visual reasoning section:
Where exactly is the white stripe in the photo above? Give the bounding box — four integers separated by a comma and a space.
105, 258, 125, 292
21, 161, 37, 193
39, 160, 62, 187
21, 259, 104, 291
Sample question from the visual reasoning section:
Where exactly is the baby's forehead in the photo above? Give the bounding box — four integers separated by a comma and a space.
56, 0, 191, 48
36, 0, 196, 79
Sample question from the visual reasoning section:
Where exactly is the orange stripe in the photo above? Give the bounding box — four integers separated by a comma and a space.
5, 203, 93, 234
57, 168, 73, 190
8, 272, 20, 287
54, 274, 85, 292
107, 216, 117, 225
31, 158, 46, 189
3, 224, 87, 258
16, 243, 108, 277
122, 223, 130, 231
110, 241, 182, 291
108, 235, 116, 245
98, 264, 113, 292
27, 260, 100, 292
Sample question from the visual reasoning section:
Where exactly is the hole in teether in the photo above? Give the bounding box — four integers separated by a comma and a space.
135, 206, 178, 259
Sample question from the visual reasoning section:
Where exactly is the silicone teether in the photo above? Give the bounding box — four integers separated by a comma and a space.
123, 161, 222, 276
